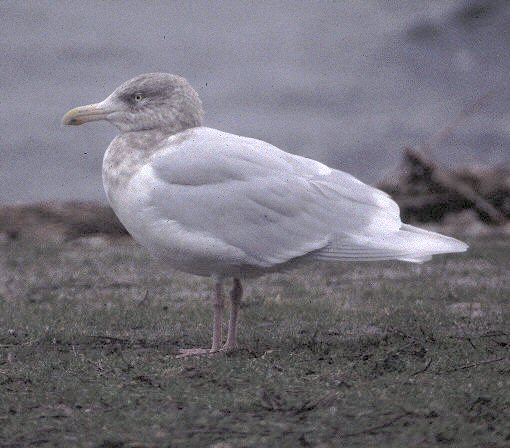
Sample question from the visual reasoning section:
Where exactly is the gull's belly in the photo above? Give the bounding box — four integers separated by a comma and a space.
104, 164, 248, 277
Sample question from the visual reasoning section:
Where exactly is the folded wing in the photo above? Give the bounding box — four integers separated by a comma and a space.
144, 127, 466, 268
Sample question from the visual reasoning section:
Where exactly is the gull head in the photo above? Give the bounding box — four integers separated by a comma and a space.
62, 73, 203, 133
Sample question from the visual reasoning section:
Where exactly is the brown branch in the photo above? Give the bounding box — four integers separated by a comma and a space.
404, 148, 506, 224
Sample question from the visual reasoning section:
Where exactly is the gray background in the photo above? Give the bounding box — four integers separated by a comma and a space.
1, 0, 509, 204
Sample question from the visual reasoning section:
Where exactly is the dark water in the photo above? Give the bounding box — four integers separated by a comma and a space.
1, 0, 509, 204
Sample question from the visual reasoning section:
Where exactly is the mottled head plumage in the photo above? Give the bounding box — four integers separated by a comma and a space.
62, 73, 203, 134
107, 73, 204, 133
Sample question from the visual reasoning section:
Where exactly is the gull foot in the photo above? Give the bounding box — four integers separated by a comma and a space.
175, 348, 220, 359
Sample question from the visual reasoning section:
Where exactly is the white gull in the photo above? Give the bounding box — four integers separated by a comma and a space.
62, 73, 468, 357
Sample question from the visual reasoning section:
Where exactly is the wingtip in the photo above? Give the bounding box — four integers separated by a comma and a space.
450, 238, 469, 253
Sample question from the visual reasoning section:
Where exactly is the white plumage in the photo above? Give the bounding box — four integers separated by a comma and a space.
105, 126, 466, 274
63, 73, 468, 356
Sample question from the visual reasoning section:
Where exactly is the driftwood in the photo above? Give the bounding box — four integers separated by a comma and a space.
378, 148, 509, 225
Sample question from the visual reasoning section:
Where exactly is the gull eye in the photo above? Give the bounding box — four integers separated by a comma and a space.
134, 93, 143, 101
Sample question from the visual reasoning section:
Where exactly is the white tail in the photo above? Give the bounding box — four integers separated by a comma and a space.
316, 223, 468, 263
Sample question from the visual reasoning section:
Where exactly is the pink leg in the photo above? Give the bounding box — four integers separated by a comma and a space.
211, 279, 225, 352
176, 277, 225, 358
222, 278, 243, 352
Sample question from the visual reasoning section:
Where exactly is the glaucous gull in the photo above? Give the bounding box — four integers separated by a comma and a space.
62, 73, 467, 357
